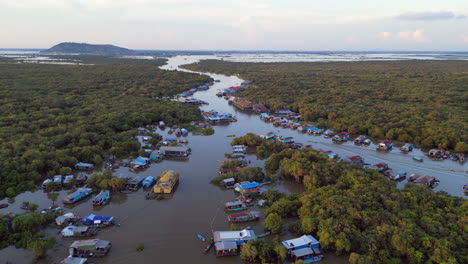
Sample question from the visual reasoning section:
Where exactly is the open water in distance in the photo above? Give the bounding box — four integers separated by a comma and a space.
0, 54, 465, 264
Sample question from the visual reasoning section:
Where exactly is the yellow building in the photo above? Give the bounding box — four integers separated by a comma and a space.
153, 170, 179, 194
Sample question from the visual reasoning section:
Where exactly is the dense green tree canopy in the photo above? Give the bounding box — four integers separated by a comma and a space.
184, 60, 468, 151
0, 56, 210, 198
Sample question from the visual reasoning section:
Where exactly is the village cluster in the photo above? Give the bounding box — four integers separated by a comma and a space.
199, 143, 325, 263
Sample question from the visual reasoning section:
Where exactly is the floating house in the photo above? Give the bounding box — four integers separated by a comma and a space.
126, 176, 144, 191
63, 188, 93, 204
75, 162, 94, 171
377, 140, 393, 151
215, 241, 238, 257
231, 153, 246, 159
282, 235, 323, 263
232, 145, 247, 153
149, 151, 163, 161
260, 113, 272, 121
42, 178, 52, 188
142, 176, 155, 188
56, 213, 76, 226
408, 174, 440, 188
76, 174, 89, 185
190, 121, 210, 128
428, 149, 449, 159
92, 190, 110, 206
344, 155, 364, 165
232, 97, 253, 111
82, 214, 114, 227
253, 104, 269, 113
279, 136, 294, 143
260, 132, 276, 140
228, 211, 260, 223
202, 110, 234, 122
371, 163, 389, 173
130, 157, 151, 172
213, 229, 256, 245
323, 129, 335, 138
54, 175, 63, 186
222, 178, 236, 188
305, 127, 322, 135
332, 132, 350, 142
159, 146, 190, 157
131, 157, 151, 166
234, 181, 264, 196
400, 143, 414, 152
224, 201, 247, 212
61, 226, 97, 237
153, 170, 179, 194
275, 109, 293, 115
389, 171, 407, 181
61, 257, 88, 264
63, 175, 75, 185
69, 239, 111, 258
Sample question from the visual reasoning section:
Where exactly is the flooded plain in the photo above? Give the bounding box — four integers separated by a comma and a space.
0, 55, 465, 264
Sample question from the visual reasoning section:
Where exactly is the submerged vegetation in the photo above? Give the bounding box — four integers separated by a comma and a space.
0, 56, 210, 199
184, 60, 468, 151
232, 134, 467, 264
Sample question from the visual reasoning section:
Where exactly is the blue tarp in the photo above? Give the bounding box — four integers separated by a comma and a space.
239, 181, 263, 190
306, 127, 319, 131
82, 214, 113, 225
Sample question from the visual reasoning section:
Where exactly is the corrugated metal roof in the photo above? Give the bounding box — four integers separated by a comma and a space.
282, 235, 320, 249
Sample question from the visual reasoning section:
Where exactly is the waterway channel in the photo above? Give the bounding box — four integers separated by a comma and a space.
0, 55, 465, 264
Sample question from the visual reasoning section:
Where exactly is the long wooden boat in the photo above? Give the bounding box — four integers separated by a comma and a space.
63, 188, 93, 204
153, 170, 179, 194
227, 211, 260, 222
224, 201, 247, 212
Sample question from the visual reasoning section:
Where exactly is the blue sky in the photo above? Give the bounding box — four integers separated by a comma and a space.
1, 0, 467, 50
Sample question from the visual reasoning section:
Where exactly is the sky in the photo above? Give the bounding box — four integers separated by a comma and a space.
1, 0, 467, 51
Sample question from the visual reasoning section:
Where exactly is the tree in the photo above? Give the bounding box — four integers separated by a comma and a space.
45, 182, 60, 192
27, 203, 38, 212
5, 187, 16, 198
264, 213, 283, 234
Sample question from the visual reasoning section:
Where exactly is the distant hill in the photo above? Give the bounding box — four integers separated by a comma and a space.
43, 42, 135, 55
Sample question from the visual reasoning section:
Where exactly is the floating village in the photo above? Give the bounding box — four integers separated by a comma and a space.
0, 57, 466, 264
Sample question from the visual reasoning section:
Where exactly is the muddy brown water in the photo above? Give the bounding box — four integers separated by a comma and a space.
1, 55, 465, 264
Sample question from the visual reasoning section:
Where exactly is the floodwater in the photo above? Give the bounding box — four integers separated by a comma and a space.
0, 55, 465, 264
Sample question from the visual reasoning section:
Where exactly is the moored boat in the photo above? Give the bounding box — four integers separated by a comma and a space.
227, 211, 260, 223
61, 226, 98, 237
224, 201, 247, 212
92, 190, 110, 206
63, 188, 93, 204
408, 174, 439, 188
82, 214, 114, 227
153, 170, 179, 194
69, 239, 111, 258
413, 156, 424, 162
142, 176, 155, 188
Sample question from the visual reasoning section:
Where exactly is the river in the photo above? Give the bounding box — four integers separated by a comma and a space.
0, 55, 465, 264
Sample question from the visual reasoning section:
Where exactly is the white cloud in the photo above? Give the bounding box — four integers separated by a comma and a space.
376, 32, 391, 40
397, 29, 431, 42
395, 11, 466, 21
461, 35, 468, 43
